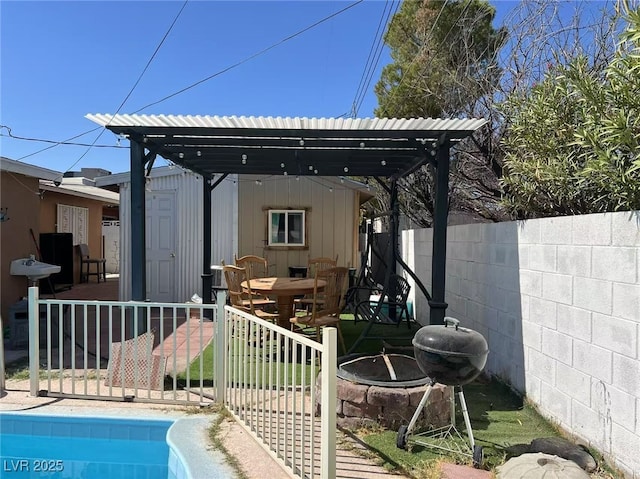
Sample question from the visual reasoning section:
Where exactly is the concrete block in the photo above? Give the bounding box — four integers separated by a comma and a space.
611, 211, 640, 246
572, 213, 611, 246
528, 244, 557, 272
498, 310, 521, 339
610, 423, 640, 477
495, 265, 521, 293
520, 294, 530, 322
540, 380, 571, 423
525, 372, 542, 403
573, 340, 612, 383
542, 328, 573, 365
542, 272, 573, 305
557, 245, 591, 277
573, 277, 612, 315
491, 244, 518, 267
472, 243, 490, 264
528, 349, 556, 385
556, 362, 591, 405
592, 313, 637, 359
495, 221, 518, 244
591, 246, 637, 283
517, 243, 530, 269
612, 282, 640, 322
502, 289, 523, 318
541, 216, 573, 245
456, 223, 482, 243
571, 400, 611, 453
601, 383, 637, 433
523, 320, 542, 352
517, 219, 541, 244
528, 297, 557, 329
556, 304, 592, 342
612, 353, 640, 397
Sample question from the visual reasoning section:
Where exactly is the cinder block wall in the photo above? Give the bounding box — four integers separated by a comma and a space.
402, 211, 640, 478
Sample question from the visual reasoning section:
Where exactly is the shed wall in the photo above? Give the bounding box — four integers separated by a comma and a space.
119, 169, 236, 301
238, 175, 359, 275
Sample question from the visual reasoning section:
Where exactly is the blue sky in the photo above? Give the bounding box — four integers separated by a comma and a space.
0, 0, 590, 176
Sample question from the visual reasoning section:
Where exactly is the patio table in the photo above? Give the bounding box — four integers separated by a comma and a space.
241, 277, 325, 329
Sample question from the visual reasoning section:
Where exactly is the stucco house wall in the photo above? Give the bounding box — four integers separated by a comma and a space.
0, 158, 59, 322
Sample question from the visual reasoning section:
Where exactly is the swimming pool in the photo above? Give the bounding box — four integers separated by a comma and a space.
0, 413, 173, 479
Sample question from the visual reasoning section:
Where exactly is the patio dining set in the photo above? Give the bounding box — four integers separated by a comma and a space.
221, 254, 415, 355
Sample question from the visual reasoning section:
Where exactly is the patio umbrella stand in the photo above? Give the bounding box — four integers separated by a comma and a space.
396, 317, 489, 468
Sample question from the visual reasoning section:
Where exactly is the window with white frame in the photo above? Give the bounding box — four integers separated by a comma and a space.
268, 209, 306, 246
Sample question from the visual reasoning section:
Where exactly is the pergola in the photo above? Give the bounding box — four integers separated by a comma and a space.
87, 114, 487, 325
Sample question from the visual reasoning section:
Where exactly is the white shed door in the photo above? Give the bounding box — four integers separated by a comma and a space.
146, 191, 176, 302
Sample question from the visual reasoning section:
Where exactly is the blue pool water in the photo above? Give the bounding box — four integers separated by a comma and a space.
0, 413, 174, 479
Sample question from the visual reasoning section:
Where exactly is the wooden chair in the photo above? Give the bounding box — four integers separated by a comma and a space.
234, 254, 269, 279
294, 255, 338, 311
223, 264, 279, 322
290, 266, 349, 354
77, 243, 106, 283
234, 254, 276, 308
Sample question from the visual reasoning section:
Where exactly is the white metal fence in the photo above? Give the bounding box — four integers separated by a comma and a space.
224, 306, 336, 479
27, 287, 218, 404
25, 287, 337, 479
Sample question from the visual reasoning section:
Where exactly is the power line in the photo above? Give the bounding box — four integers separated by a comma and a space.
134, 0, 364, 113
11, 0, 364, 166
57, 0, 190, 177
1, 126, 124, 149
350, 0, 395, 117
352, 0, 401, 117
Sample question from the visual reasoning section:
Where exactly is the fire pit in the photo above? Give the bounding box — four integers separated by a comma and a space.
318, 353, 452, 430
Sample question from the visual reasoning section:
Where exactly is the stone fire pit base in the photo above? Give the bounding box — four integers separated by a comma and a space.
317, 376, 452, 430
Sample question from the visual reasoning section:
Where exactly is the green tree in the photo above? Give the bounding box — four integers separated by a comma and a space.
369, 0, 624, 226
500, 8, 640, 218
372, 0, 507, 227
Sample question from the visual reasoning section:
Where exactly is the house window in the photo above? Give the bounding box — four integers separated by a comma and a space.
268, 210, 305, 246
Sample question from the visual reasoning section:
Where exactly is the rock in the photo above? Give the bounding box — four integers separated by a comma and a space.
529, 437, 597, 472
497, 453, 590, 479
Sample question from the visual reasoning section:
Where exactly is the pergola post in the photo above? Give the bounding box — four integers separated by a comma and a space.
202, 176, 213, 306
130, 139, 147, 334
130, 140, 147, 302
429, 138, 450, 325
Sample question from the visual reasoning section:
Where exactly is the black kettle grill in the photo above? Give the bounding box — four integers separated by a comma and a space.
397, 317, 489, 467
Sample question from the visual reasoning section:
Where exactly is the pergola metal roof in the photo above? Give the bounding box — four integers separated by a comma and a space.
86, 113, 488, 325
86, 114, 487, 179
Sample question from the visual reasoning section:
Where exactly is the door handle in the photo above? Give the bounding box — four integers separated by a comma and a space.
170, 253, 176, 258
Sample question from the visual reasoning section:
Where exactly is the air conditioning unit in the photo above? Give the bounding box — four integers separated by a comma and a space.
210, 265, 226, 290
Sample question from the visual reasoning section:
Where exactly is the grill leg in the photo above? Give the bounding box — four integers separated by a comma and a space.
406, 380, 435, 435
458, 388, 475, 450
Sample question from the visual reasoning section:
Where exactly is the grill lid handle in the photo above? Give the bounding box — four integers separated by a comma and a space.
444, 317, 460, 330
